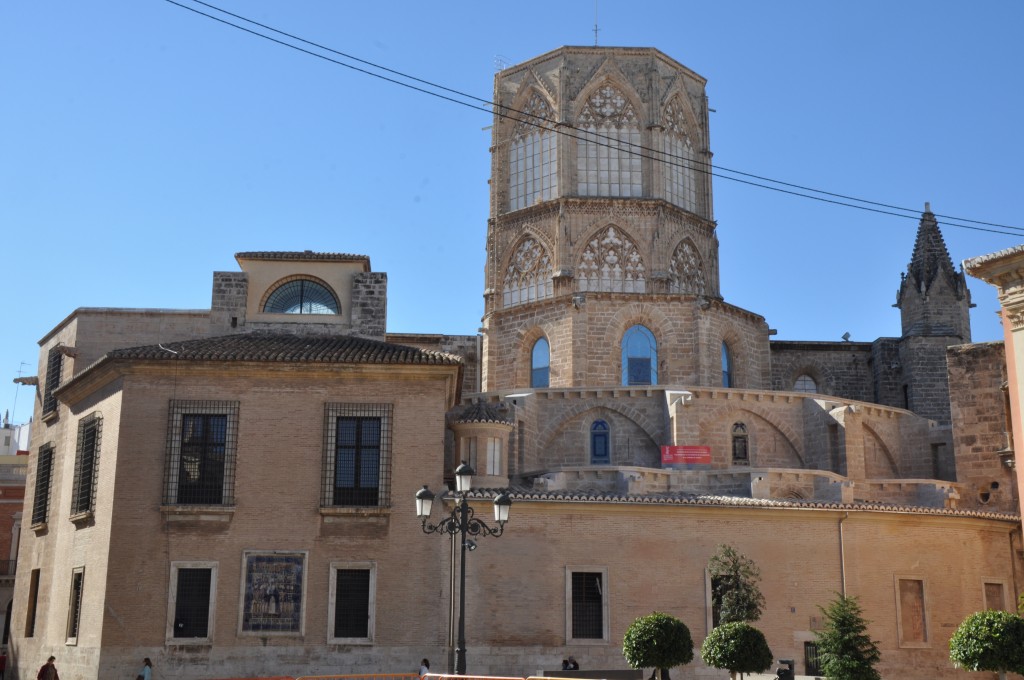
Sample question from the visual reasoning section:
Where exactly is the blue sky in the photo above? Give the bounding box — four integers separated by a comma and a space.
2, 1, 1022, 424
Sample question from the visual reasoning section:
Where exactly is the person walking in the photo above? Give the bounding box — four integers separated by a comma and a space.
37, 656, 58, 680
136, 657, 153, 680
419, 659, 430, 676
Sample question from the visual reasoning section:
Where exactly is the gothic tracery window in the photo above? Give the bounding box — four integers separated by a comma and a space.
668, 239, 707, 295
660, 96, 697, 211
577, 226, 646, 293
509, 92, 558, 211
577, 84, 642, 197
503, 237, 553, 308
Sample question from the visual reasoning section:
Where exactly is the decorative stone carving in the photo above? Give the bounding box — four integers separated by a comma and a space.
503, 237, 553, 307
668, 240, 706, 295
577, 226, 646, 293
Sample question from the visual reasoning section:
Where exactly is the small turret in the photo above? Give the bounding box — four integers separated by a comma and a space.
896, 203, 972, 341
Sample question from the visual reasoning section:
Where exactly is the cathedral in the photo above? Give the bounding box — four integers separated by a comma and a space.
10, 46, 1020, 680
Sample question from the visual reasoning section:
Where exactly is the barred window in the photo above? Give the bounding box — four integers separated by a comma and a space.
330, 563, 375, 642
569, 569, 607, 641
42, 347, 63, 415
66, 567, 85, 643
169, 563, 216, 642
322, 404, 392, 508
71, 415, 102, 516
164, 401, 239, 506
32, 444, 55, 526
264, 279, 339, 315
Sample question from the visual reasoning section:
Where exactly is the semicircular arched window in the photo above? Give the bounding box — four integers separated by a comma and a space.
531, 337, 550, 388
621, 325, 658, 386
794, 374, 817, 393
263, 279, 339, 315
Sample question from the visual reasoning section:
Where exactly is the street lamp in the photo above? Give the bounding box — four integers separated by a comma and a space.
416, 463, 512, 675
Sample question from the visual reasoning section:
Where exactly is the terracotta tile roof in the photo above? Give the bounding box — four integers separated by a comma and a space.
235, 251, 369, 263
106, 334, 462, 366
465, 488, 1021, 522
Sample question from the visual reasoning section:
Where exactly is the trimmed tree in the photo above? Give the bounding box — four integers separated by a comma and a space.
708, 544, 765, 625
622, 611, 694, 680
700, 621, 773, 680
949, 610, 1024, 680
814, 594, 881, 680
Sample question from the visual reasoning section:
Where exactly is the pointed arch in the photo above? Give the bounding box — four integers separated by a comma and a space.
576, 81, 642, 197
668, 238, 707, 295
502, 235, 554, 308
509, 89, 558, 211
659, 94, 698, 211
862, 424, 899, 477
576, 225, 646, 293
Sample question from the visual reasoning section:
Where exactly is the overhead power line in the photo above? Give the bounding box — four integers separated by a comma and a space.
164, 0, 1023, 237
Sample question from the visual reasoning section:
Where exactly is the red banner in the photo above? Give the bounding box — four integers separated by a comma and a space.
661, 445, 711, 467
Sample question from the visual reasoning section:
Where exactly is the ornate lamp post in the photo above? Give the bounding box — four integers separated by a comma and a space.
416, 463, 512, 675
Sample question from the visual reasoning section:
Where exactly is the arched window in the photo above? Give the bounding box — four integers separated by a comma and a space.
622, 325, 658, 386
721, 342, 733, 387
590, 420, 610, 464
263, 279, 339, 314
503, 238, 553, 308
660, 96, 697, 212
577, 84, 642, 197
794, 375, 817, 393
531, 337, 550, 388
509, 92, 558, 211
731, 423, 749, 465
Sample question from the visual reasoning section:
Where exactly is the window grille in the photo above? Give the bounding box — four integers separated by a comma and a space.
571, 571, 604, 639
32, 444, 55, 525
42, 348, 63, 415
164, 401, 239, 506
731, 423, 749, 465
804, 641, 822, 676
334, 568, 371, 639
71, 415, 101, 515
264, 279, 339, 314
66, 568, 85, 641
322, 404, 392, 508
174, 568, 212, 638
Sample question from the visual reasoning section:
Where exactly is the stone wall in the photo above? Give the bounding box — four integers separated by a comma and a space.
351, 272, 388, 340
948, 341, 1017, 512
769, 341, 874, 402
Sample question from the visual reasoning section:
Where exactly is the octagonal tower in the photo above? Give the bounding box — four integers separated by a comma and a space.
482, 46, 770, 392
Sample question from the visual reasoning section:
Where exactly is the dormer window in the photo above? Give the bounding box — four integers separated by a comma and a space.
263, 279, 339, 315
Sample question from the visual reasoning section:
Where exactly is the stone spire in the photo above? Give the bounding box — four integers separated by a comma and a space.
896, 203, 972, 340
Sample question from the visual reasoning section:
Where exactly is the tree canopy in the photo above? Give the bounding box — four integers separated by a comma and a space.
622, 611, 694, 680
708, 544, 765, 624
949, 610, 1024, 679
814, 594, 881, 680
700, 621, 773, 680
